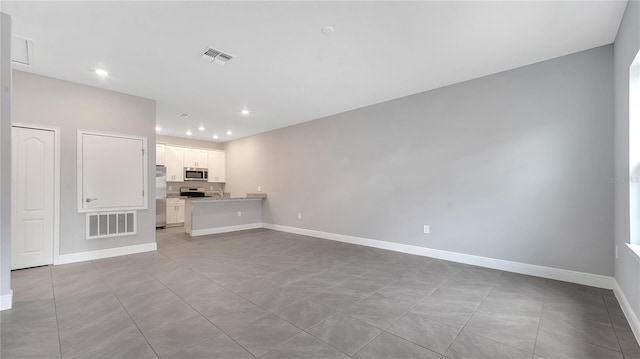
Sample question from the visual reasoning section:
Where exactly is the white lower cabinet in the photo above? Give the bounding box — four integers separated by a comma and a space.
176, 202, 185, 223
167, 199, 185, 224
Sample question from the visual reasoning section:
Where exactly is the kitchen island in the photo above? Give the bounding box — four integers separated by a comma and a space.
184, 195, 266, 236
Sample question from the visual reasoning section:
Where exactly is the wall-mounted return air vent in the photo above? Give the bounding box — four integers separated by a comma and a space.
11, 35, 34, 67
201, 47, 234, 65
86, 211, 136, 240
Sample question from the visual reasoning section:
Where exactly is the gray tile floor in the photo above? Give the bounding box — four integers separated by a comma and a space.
2, 227, 639, 359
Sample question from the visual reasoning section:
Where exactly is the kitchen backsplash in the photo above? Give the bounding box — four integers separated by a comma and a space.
167, 181, 224, 196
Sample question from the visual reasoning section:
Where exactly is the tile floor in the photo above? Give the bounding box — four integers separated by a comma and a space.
1, 227, 639, 359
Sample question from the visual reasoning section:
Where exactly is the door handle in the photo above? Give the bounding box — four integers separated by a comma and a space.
85, 198, 97, 203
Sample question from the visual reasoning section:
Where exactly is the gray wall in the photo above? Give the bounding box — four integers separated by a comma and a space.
226, 45, 615, 276
1, 13, 12, 301
12, 71, 156, 255
614, 1, 640, 327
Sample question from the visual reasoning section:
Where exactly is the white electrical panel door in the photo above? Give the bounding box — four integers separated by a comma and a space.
79, 131, 147, 212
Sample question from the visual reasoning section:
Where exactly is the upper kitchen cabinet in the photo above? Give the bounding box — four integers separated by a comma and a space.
184, 148, 208, 168
156, 143, 165, 166
166, 146, 184, 182
208, 150, 226, 183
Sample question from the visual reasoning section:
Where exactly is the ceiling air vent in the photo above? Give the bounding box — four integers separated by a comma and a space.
201, 47, 234, 66
11, 35, 34, 67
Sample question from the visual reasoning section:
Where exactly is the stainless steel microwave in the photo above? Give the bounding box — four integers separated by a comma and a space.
184, 167, 208, 181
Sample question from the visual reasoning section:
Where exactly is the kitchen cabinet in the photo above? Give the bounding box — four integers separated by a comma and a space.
166, 146, 184, 182
208, 150, 226, 183
184, 148, 208, 168
166, 198, 185, 224
156, 144, 165, 166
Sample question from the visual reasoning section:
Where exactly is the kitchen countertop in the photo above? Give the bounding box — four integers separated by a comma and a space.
184, 197, 263, 202
180, 193, 267, 203
167, 194, 228, 199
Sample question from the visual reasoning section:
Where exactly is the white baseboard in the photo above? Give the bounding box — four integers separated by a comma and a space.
57, 242, 157, 265
0, 290, 13, 311
614, 281, 640, 344
263, 223, 615, 289
191, 223, 263, 237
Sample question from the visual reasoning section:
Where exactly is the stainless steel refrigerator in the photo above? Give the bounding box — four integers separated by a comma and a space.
156, 165, 167, 228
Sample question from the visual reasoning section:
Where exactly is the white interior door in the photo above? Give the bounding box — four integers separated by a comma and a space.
11, 127, 55, 269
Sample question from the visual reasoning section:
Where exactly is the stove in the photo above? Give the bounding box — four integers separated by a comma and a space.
179, 187, 211, 198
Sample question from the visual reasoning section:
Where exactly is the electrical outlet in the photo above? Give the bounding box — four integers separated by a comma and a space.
258, 186, 262, 192
615, 245, 619, 259
237, 211, 242, 217
168, 186, 173, 191
298, 212, 302, 220
210, 186, 214, 190
423, 225, 430, 234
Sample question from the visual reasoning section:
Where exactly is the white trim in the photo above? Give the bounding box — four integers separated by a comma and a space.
263, 223, 615, 289
76, 129, 149, 213
191, 223, 262, 236
57, 242, 157, 265
0, 290, 13, 311
614, 281, 640, 345
11, 123, 61, 266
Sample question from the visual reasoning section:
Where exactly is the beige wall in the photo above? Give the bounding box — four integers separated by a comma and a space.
157, 134, 223, 150
12, 71, 156, 255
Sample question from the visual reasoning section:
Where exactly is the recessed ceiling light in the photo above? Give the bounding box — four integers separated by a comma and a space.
213, 134, 218, 140
198, 126, 205, 131
186, 130, 192, 136
95, 68, 109, 77
241, 109, 250, 116
155, 126, 161, 131
321, 26, 335, 35
226, 130, 232, 135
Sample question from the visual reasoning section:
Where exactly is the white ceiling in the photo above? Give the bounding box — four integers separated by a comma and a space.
2, 1, 627, 142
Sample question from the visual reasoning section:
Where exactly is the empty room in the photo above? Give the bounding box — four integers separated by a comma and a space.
2, 1, 640, 358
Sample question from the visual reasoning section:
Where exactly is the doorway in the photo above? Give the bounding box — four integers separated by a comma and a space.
11, 125, 59, 269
